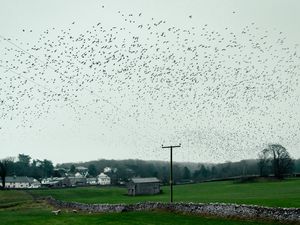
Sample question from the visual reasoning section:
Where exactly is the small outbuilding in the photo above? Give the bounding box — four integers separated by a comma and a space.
127, 177, 160, 196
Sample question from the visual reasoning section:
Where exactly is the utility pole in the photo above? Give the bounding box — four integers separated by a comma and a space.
162, 144, 181, 203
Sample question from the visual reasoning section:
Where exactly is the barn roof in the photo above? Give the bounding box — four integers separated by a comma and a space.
4, 176, 35, 183
131, 177, 160, 184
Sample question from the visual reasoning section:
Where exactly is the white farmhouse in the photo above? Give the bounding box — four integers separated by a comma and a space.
86, 177, 97, 185
97, 173, 111, 185
0, 176, 41, 189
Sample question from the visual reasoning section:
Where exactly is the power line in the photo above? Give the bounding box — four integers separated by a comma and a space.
162, 143, 181, 203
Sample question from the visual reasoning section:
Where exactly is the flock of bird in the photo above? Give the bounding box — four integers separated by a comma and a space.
0, 5, 299, 162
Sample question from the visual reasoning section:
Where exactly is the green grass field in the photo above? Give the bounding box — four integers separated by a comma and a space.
28, 179, 300, 207
0, 190, 32, 208
0, 200, 284, 225
1, 179, 299, 225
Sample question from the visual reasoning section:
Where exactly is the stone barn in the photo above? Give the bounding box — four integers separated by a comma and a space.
127, 177, 160, 196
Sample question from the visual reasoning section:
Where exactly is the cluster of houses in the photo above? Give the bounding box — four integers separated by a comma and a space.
1, 166, 112, 189
1, 166, 162, 196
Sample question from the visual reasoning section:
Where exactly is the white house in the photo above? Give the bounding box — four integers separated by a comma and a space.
104, 167, 112, 173
30, 179, 41, 188
75, 166, 88, 176
1, 176, 41, 189
86, 177, 97, 185
75, 172, 84, 178
97, 173, 111, 185
69, 173, 87, 186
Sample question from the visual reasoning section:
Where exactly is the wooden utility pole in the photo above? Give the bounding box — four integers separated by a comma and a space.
162, 144, 181, 203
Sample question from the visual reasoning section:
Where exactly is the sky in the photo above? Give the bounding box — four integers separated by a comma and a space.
0, 0, 299, 164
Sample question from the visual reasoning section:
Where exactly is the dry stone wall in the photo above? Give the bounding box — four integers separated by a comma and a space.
43, 197, 300, 223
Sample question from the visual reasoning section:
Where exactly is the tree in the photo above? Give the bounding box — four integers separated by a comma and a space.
173, 164, 183, 182
199, 165, 209, 179
41, 160, 54, 178
295, 159, 300, 173
13, 154, 31, 176
183, 166, 191, 179
18, 154, 31, 166
193, 165, 209, 181
0, 158, 14, 189
70, 164, 76, 173
211, 166, 217, 177
258, 150, 270, 177
260, 144, 294, 178
88, 164, 98, 177
31, 159, 43, 178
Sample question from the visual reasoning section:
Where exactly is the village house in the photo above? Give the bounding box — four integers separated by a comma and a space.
69, 172, 87, 186
103, 167, 112, 173
41, 177, 71, 188
30, 179, 42, 188
86, 177, 98, 185
97, 172, 111, 185
127, 177, 161, 196
75, 166, 88, 176
0, 176, 41, 189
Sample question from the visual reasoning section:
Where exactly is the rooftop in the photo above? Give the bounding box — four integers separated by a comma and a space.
4, 176, 36, 183
76, 166, 88, 171
131, 177, 160, 184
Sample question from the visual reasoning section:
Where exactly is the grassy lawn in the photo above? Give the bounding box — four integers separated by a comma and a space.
0, 203, 285, 225
0, 181, 298, 225
28, 179, 300, 207
0, 190, 33, 208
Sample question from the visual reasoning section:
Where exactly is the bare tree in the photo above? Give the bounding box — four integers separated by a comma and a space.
0, 158, 14, 189
258, 149, 270, 177
260, 144, 294, 178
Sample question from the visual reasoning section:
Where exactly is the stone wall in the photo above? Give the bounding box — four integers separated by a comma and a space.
43, 197, 300, 223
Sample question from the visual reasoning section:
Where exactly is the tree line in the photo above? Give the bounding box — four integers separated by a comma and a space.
1, 144, 299, 188
0, 154, 54, 187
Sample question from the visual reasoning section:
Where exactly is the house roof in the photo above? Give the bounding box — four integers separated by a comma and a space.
76, 166, 88, 171
4, 176, 35, 183
44, 181, 60, 185
98, 172, 110, 178
131, 177, 160, 184
75, 172, 84, 178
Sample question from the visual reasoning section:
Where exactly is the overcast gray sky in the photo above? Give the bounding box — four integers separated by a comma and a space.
0, 0, 299, 164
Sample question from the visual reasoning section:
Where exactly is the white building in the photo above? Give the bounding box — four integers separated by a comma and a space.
1, 176, 41, 189
86, 178, 97, 185
75, 166, 88, 176
69, 173, 87, 186
41, 177, 70, 188
104, 167, 112, 173
75, 172, 84, 178
30, 179, 42, 188
97, 173, 111, 185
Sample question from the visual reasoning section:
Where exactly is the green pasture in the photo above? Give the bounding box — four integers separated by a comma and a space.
0, 190, 32, 208
28, 179, 300, 207
0, 202, 284, 225
1, 179, 299, 225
